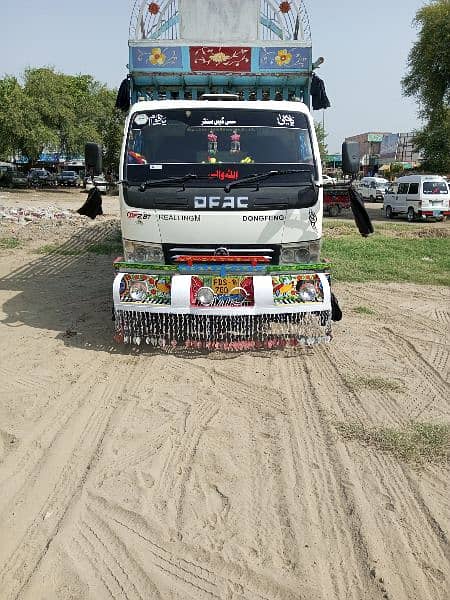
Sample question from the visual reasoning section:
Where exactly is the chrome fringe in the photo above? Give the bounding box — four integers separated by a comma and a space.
114, 311, 332, 350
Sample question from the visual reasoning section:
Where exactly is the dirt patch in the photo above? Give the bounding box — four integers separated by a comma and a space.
0, 192, 449, 600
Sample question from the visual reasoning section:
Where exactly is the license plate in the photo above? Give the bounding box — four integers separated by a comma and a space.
212, 277, 242, 295
190, 275, 254, 306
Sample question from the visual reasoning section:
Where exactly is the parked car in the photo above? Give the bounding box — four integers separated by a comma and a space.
27, 168, 55, 187
357, 176, 389, 202
85, 175, 108, 193
56, 170, 80, 187
384, 175, 450, 222
0, 167, 28, 189
322, 174, 337, 185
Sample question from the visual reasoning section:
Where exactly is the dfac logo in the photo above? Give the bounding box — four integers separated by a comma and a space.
194, 196, 249, 209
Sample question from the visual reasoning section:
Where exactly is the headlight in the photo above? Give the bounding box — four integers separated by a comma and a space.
197, 287, 215, 306
129, 281, 148, 301
280, 240, 321, 264
297, 282, 317, 302
123, 239, 164, 263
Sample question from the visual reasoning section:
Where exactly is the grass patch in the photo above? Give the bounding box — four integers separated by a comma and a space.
324, 219, 450, 239
335, 421, 450, 464
36, 244, 83, 256
0, 237, 21, 249
343, 375, 405, 393
322, 235, 450, 286
87, 241, 123, 255
353, 305, 376, 316
36, 240, 122, 256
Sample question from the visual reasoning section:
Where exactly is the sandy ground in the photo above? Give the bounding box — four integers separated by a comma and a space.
0, 189, 449, 600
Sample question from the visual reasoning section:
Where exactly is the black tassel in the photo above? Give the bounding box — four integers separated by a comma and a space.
77, 187, 103, 220
331, 292, 343, 321
349, 186, 374, 237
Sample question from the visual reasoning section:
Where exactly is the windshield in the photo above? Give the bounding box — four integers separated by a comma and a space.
423, 181, 448, 194
376, 182, 387, 189
125, 108, 316, 183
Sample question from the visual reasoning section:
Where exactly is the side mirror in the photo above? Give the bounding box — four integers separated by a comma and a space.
85, 143, 102, 176
342, 141, 360, 176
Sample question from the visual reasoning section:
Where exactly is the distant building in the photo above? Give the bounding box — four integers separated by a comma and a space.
345, 132, 389, 157
345, 132, 391, 175
380, 132, 422, 167
345, 131, 422, 175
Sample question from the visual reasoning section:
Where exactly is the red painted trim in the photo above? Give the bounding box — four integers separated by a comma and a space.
190, 46, 251, 72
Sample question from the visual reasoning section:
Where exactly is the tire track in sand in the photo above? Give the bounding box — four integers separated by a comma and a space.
304, 348, 449, 600
382, 327, 450, 419
0, 365, 53, 392
269, 356, 380, 600
0, 359, 136, 600
0, 360, 107, 514
86, 491, 299, 600
73, 353, 304, 600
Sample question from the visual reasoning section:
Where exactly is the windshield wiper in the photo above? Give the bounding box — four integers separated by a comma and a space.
224, 169, 313, 193
137, 174, 200, 191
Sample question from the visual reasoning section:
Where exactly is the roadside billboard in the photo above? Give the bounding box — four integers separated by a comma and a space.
380, 133, 400, 160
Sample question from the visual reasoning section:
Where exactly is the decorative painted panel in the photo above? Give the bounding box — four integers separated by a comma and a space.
131, 46, 184, 70
259, 46, 311, 70
190, 46, 251, 72
120, 274, 172, 305
272, 274, 325, 305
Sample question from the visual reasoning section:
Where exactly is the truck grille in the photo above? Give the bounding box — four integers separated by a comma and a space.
163, 244, 280, 264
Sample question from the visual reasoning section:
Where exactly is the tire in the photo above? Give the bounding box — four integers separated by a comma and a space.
329, 204, 340, 217
385, 206, 393, 219
407, 207, 415, 222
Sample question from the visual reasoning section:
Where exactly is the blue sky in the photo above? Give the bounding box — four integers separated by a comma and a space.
1, 0, 424, 152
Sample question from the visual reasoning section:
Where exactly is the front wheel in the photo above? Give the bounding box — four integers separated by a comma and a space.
407, 207, 415, 222
385, 206, 393, 219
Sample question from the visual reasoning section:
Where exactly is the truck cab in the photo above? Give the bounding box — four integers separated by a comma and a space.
121, 99, 322, 262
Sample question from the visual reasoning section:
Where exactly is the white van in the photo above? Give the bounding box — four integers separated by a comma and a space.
384, 175, 450, 222
357, 176, 389, 202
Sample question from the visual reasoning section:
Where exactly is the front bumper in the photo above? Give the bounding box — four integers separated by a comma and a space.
112, 261, 333, 348
113, 265, 331, 316
419, 210, 449, 219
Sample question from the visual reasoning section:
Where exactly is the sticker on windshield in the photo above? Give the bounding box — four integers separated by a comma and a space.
149, 114, 167, 126
134, 114, 148, 126
201, 117, 237, 127
277, 114, 295, 127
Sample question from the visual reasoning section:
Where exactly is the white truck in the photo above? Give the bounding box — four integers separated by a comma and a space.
85, 0, 370, 350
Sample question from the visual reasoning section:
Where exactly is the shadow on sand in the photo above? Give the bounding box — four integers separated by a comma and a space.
0, 221, 311, 360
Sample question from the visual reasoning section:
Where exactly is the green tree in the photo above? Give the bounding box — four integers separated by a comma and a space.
0, 76, 57, 162
89, 87, 124, 176
0, 68, 124, 171
314, 121, 328, 161
402, 0, 450, 173
389, 162, 404, 179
